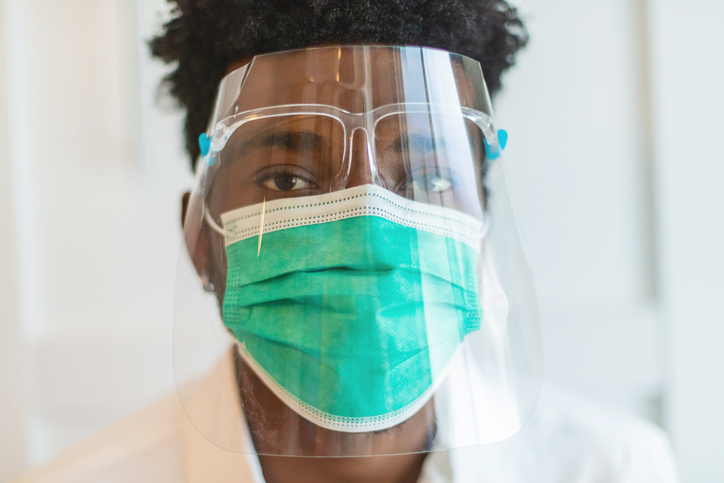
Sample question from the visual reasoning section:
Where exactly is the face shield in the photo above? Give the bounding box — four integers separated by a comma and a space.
174, 45, 542, 457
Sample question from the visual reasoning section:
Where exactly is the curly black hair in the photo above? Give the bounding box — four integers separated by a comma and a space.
150, 0, 528, 168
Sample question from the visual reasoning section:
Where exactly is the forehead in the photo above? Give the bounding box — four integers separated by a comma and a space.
222, 46, 486, 116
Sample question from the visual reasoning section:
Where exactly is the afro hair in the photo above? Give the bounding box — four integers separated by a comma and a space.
150, 0, 528, 168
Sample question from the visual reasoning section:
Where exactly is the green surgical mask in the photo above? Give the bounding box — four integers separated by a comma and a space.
220, 184, 484, 432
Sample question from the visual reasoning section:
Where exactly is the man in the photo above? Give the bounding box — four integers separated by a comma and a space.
15, 1, 679, 482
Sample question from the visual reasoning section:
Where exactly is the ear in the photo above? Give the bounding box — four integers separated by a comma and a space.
181, 191, 212, 282
181, 191, 191, 228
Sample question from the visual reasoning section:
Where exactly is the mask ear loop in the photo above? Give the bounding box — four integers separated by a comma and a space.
203, 202, 231, 237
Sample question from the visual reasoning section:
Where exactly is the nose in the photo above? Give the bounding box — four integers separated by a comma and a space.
345, 129, 378, 188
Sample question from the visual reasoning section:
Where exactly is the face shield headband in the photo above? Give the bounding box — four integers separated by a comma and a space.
174, 45, 542, 457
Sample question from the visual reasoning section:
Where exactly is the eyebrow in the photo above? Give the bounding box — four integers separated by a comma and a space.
240, 130, 326, 153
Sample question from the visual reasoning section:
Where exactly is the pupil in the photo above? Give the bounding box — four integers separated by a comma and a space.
275, 175, 298, 191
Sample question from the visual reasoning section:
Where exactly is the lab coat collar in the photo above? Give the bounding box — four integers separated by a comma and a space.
179, 348, 458, 483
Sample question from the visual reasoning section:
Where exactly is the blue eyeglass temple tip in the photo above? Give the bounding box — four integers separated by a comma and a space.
498, 129, 508, 150
484, 129, 508, 161
199, 133, 211, 157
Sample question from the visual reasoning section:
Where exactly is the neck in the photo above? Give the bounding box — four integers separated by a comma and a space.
234, 353, 435, 482
258, 452, 428, 483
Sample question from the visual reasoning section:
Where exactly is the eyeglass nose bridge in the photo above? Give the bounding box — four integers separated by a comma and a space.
208, 104, 501, 193
329, 114, 385, 192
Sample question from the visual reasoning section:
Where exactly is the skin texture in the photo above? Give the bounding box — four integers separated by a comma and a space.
182, 47, 488, 482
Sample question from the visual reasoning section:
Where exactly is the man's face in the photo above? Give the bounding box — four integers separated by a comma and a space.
199, 47, 487, 297
185, 46, 489, 457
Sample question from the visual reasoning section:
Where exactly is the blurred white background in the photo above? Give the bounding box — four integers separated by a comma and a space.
1, 0, 722, 481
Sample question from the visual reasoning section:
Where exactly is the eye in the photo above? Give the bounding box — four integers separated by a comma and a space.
262, 174, 310, 191
399, 168, 455, 194
257, 167, 318, 192
412, 176, 453, 193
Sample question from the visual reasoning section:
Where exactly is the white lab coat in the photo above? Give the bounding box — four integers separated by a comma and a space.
14, 350, 679, 483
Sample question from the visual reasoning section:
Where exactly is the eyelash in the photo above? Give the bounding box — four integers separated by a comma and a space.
255, 167, 297, 184
254, 166, 319, 190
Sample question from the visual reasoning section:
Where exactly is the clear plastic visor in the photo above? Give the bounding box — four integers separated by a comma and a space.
175, 46, 541, 457
200, 45, 499, 220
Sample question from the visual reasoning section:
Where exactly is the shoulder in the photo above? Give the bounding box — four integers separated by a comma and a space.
13, 391, 186, 483
449, 383, 679, 483
516, 384, 680, 482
